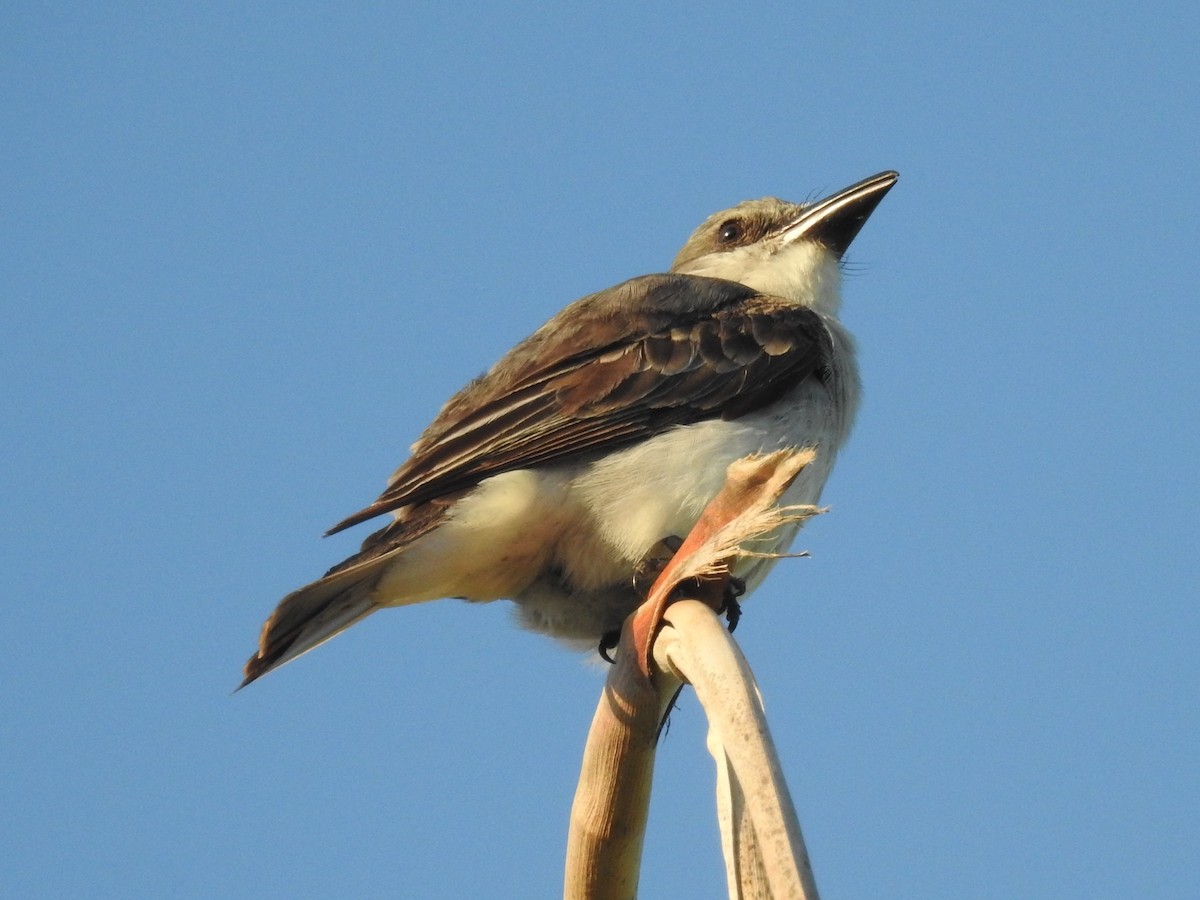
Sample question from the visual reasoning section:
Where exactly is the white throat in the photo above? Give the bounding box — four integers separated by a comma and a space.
675, 240, 843, 316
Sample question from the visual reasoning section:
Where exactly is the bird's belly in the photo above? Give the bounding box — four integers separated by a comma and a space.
511, 397, 843, 641
576, 420, 830, 572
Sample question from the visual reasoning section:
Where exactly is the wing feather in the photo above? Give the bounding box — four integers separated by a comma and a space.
327, 273, 833, 535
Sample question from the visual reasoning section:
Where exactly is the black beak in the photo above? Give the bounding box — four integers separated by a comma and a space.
779, 170, 898, 258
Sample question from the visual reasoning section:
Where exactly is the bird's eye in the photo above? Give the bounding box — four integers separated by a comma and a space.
717, 219, 744, 245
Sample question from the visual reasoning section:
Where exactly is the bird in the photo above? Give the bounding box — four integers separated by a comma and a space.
242, 171, 897, 686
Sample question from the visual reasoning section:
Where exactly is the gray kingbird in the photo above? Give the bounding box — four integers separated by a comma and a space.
243, 171, 897, 685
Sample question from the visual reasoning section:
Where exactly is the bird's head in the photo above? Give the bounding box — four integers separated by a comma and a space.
671, 171, 897, 315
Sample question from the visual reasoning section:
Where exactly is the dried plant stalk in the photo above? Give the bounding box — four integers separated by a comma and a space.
656, 601, 819, 899
564, 624, 682, 900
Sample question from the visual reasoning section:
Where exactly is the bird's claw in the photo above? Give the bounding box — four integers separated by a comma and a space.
720, 579, 745, 632
598, 629, 620, 664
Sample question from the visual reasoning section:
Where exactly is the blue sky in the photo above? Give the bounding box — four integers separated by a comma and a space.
3, 3, 1197, 897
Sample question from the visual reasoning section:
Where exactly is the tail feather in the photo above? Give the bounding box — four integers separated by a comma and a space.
242, 559, 389, 688
242, 501, 459, 687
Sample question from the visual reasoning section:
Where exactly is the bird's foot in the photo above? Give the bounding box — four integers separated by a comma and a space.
615, 536, 745, 670
601, 536, 687, 666
634, 535, 744, 627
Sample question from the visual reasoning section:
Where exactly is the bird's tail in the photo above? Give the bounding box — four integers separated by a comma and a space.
241, 556, 393, 688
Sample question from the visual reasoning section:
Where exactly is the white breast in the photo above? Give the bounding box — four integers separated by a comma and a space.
554, 350, 858, 592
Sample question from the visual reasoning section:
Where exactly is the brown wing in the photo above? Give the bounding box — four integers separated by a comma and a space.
327, 273, 834, 535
